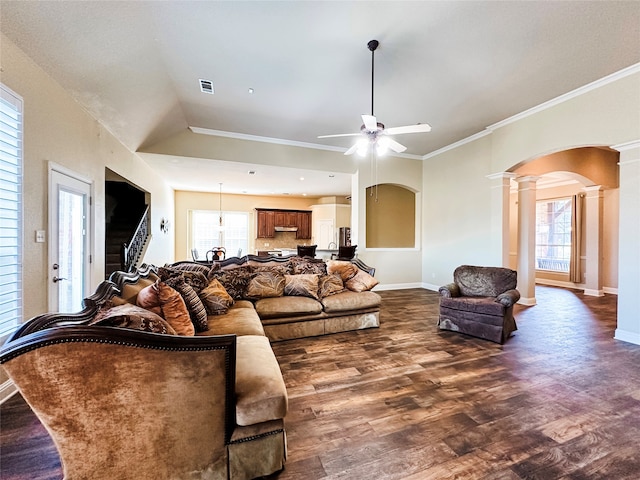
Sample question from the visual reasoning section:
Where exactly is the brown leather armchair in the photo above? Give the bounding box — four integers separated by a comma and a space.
438, 265, 520, 344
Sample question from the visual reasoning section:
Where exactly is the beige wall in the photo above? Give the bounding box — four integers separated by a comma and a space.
174, 190, 320, 260
366, 184, 415, 248
0, 34, 174, 321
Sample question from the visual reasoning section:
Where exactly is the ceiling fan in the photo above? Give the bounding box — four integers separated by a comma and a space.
318, 39, 431, 156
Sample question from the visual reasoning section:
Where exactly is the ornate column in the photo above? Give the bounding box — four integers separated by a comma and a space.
515, 176, 538, 305
487, 172, 516, 267
613, 140, 640, 345
583, 185, 604, 296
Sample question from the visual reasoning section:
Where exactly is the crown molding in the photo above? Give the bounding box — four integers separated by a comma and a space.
421, 63, 640, 161
487, 63, 640, 132
188, 126, 423, 160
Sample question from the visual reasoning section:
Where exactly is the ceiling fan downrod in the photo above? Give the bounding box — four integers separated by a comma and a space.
368, 40, 379, 117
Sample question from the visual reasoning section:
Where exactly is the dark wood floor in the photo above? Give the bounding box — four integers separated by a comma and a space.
2, 286, 640, 479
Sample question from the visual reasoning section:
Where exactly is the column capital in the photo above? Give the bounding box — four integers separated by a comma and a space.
515, 175, 540, 184
486, 172, 517, 181
583, 185, 604, 195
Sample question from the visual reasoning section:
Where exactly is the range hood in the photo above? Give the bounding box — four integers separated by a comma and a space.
274, 226, 298, 232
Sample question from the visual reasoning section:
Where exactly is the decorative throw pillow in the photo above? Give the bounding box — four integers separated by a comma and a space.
251, 264, 290, 275
290, 258, 327, 275
210, 265, 254, 300
164, 275, 208, 332
166, 262, 212, 277
245, 272, 285, 299
284, 274, 320, 300
199, 278, 234, 315
90, 303, 176, 335
345, 269, 379, 293
135, 282, 162, 316
326, 260, 358, 282
157, 282, 195, 336
318, 273, 345, 298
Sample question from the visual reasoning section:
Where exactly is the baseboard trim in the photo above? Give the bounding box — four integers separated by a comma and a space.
536, 278, 618, 295
614, 329, 640, 346
0, 379, 18, 405
374, 282, 425, 291
518, 296, 537, 306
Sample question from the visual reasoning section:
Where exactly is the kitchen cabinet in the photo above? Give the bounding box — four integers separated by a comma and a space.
296, 211, 311, 239
274, 211, 298, 227
256, 210, 275, 238
256, 208, 311, 239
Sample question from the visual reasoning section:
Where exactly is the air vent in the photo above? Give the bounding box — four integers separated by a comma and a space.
199, 79, 214, 94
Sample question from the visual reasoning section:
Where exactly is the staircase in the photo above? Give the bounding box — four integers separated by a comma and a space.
105, 207, 149, 279
105, 218, 133, 279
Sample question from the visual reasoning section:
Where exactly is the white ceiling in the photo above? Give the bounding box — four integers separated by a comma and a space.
2, 1, 639, 196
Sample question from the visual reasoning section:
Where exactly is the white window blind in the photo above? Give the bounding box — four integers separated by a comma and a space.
0, 85, 23, 337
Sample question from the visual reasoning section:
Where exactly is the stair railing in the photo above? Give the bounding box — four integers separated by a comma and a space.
121, 206, 151, 272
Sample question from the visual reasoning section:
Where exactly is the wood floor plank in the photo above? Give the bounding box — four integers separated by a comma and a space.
3, 286, 640, 479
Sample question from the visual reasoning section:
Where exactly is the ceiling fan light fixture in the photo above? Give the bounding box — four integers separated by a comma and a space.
356, 138, 369, 157
376, 136, 390, 156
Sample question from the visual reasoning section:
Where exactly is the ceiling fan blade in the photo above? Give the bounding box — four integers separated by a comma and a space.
344, 143, 359, 156
384, 123, 432, 135
318, 133, 361, 139
362, 114, 378, 131
386, 138, 407, 153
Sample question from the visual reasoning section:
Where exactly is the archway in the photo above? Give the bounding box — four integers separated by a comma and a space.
506, 147, 619, 304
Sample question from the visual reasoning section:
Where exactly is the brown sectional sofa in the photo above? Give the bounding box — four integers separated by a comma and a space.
0, 255, 380, 480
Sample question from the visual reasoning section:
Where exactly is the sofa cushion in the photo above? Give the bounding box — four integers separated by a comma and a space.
235, 335, 288, 426
164, 275, 208, 332
255, 296, 323, 319
321, 290, 381, 313
158, 266, 209, 293
90, 303, 177, 335
197, 305, 265, 337
199, 278, 234, 315
326, 260, 358, 282
211, 265, 253, 300
289, 257, 327, 275
167, 262, 212, 277
318, 274, 345, 298
135, 282, 162, 316
119, 276, 157, 305
246, 272, 285, 299
157, 282, 195, 336
440, 296, 506, 316
284, 274, 320, 300
345, 269, 379, 292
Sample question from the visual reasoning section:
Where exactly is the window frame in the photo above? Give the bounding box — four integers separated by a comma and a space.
535, 197, 572, 273
188, 209, 249, 260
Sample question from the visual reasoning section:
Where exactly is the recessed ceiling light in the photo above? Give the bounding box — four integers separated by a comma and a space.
329, 174, 335, 178
299, 177, 304, 181
248, 88, 254, 94
248, 170, 256, 175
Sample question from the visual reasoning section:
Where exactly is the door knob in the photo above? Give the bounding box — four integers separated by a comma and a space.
52, 276, 67, 283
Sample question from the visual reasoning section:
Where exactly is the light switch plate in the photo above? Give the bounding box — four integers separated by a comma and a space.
36, 230, 46, 243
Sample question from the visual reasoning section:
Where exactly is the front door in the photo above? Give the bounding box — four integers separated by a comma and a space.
48, 167, 92, 312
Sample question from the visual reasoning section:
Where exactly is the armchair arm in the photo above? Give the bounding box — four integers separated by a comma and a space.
438, 283, 460, 298
496, 289, 521, 307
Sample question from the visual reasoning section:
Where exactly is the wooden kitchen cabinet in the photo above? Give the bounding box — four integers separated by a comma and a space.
256, 209, 275, 238
296, 211, 311, 239
274, 211, 298, 227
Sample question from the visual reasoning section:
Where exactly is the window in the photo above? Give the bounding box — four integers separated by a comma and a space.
190, 210, 248, 259
535, 198, 571, 272
0, 84, 23, 337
